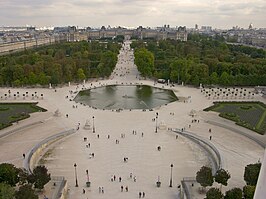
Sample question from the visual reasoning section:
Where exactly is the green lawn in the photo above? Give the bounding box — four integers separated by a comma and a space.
204, 102, 266, 134
0, 103, 46, 130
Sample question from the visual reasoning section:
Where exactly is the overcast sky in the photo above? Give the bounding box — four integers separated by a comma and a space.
1, 0, 266, 29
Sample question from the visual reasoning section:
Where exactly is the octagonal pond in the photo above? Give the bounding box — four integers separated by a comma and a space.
74, 85, 178, 110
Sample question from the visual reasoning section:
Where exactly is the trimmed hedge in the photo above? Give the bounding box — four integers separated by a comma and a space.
0, 103, 46, 130
204, 101, 266, 134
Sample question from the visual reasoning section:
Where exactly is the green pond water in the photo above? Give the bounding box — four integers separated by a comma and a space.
74, 85, 178, 110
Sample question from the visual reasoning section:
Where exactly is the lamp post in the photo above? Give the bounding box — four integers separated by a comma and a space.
92, 116, 95, 133
169, 164, 173, 187
155, 112, 158, 133
74, 163, 78, 187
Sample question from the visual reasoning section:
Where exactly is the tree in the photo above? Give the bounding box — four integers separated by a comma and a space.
134, 48, 154, 77
215, 169, 231, 190
224, 187, 242, 199
0, 75, 3, 86
15, 184, 38, 199
0, 163, 19, 186
196, 166, 213, 189
244, 163, 261, 186
209, 72, 219, 85
28, 72, 37, 85
220, 71, 231, 86
243, 185, 255, 199
28, 166, 51, 189
169, 58, 192, 84
38, 72, 49, 86
205, 187, 223, 199
0, 183, 15, 199
77, 68, 86, 81
190, 63, 209, 85
17, 168, 29, 185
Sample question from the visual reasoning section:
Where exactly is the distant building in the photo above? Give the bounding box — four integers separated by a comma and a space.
87, 25, 188, 41
201, 26, 212, 31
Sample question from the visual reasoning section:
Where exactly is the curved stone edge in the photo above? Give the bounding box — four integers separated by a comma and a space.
181, 177, 196, 199
254, 148, 266, 199
51, 176, 68, 199
23, 129, 76, 173
205, 120, 266, 199
23, 129, 76, 199
172, 129, 223, 173
0, 121, 44, 139
172, 129, 223, 199
206, 120, 266, 148
23, 128, 76, 173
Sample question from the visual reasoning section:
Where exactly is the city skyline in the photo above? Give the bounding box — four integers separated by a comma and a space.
1, 0, 266, 29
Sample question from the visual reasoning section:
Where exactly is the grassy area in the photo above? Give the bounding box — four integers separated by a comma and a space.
204, 101, 266, 135
0, 103, 46, 130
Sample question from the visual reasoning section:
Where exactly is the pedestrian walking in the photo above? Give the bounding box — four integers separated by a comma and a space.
23, 153, 25, 159
139, 192, 142, 198
119, 177, 122, 182
83, 189, 85, 194
125, 186, 128, 192
130, 173, 132, 178
142, 192, 145, 198
102, 187, 104, 193
209, 136, 212, 140
121, 185, 123, 192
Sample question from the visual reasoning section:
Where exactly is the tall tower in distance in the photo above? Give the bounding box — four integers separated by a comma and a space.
195, 24, 198, 30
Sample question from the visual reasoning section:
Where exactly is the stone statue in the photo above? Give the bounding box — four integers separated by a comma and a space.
84, 119, 91, 130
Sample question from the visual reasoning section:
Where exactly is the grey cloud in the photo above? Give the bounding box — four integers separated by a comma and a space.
0, 0, 266, 28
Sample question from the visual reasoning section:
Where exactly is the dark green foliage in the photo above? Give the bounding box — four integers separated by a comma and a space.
17, 168, 29, 185
0, 183, 15, 199
205, 187, 223, 199
204, 101, 266, 134
196, 166, 213, 188
224, 188, 242, 199
131, 34, 266, 86
0, 163, 19, 186
244, 163, 261, 186
243, 185, 256, 199
215, 169, 231, 187
0, 41, 120, 86
134, 48, 154, 77
28, 166, 51, 189
15, 184, 38, 199
77, 68, 86, 81
0, 103, 46, 130
114, 35, 125, 43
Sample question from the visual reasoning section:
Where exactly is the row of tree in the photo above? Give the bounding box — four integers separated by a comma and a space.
0, 41, 120, 87
132, 34, 266, 86
0, 163, 51, 199
196, 162, 261, 199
